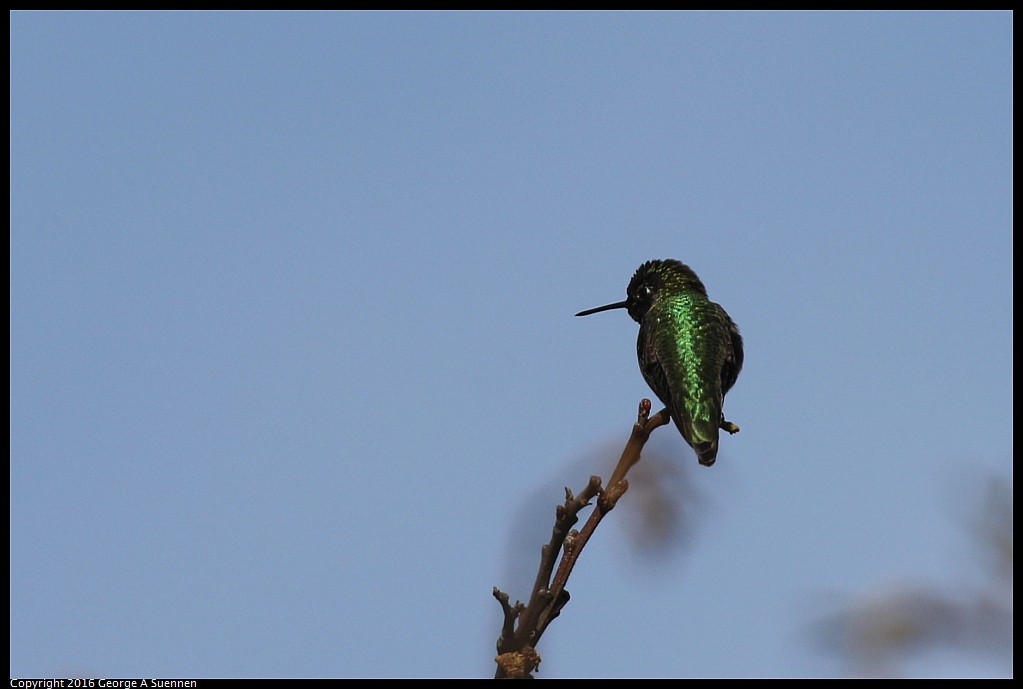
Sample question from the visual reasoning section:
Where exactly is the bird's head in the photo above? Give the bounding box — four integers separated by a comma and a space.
576, 259, 707, 323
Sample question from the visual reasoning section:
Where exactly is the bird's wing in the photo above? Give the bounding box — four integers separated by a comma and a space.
637, 321, 672, 412
719, 306, 743, 397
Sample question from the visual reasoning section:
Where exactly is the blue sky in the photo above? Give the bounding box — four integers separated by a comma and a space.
10, 12, 1012, 678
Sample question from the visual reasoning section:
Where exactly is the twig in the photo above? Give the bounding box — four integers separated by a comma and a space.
492, 399, 671, 678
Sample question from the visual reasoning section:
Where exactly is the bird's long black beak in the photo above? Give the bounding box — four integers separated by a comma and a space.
575, 300, 629, 317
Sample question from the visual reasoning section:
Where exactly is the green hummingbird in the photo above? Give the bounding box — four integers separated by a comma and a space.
576, 259, 743, 466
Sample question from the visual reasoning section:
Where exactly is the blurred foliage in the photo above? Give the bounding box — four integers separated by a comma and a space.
814, 476, 1012, 677
613, 441, 700, 561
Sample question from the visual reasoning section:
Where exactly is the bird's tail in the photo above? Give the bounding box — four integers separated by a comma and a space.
672, 412, 720, 467
693, 441, 718, 467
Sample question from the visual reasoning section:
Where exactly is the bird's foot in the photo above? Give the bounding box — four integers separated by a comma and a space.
720, 419, 740, 434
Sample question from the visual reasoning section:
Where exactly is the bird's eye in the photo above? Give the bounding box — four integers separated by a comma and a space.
639, 285, 653, 299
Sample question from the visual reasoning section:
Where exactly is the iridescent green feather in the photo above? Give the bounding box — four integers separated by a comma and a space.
650, 294, 730, 448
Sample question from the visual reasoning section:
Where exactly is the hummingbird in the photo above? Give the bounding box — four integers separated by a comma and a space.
576, 259, 743, 466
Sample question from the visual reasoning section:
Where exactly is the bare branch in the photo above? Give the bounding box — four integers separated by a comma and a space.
492, 400, 669, 678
